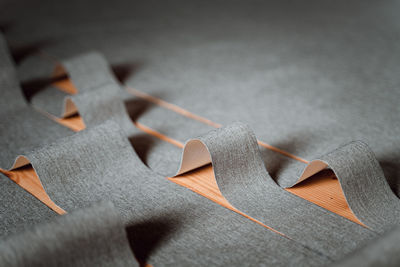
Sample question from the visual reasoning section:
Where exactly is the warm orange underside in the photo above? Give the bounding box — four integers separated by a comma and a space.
1, 78, 363, 244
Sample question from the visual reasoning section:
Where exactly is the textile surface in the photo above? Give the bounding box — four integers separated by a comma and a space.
0, 0, 399, 266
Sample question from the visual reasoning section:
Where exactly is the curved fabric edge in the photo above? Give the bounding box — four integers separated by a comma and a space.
30, 51, 121, 118
173, 122, 400, 233
0, 201, 138, 267
26, 51, 138, 137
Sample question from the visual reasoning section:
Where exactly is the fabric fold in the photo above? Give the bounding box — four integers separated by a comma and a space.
174, 122, 400, 233
173, 122, 376, 260
12, 120, 329, 266
26, 50, 141, 138
297, 141, 400, 232
0, 34, 72, 170
0, 201, 138, 267
30, 51, 124, 118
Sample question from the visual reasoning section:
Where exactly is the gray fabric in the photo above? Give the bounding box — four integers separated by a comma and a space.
30, 86, 69, 117
317, 141, 400, 232
23, 121, 329, 266
0, 34, 59, 237
0, 173, 56, 237
63, 51, 119, 92
193, 122, 375, 260
0, 201, 138, 267
194, 123, 400, 234
330, 226, 400, 267
7, 0, 399, 191
30, 51, 122, 118
25, 51, 299, 181
2, 1, 400, 265
70, 83, 137, 136
0, 33, 72, 169
16, 44, 385, 262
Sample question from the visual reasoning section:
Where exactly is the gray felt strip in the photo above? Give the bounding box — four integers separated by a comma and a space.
21, 121, 329, 266
330, 226, 400, 267
28, 51, 304, 182
62, 51, 119, 92
178, 122, 375, 260
70, 83, 137, 136
296, 141, 400, 233
28, 51, 120, 118
0, 201, 138, 267
0, 33, 72, 169
0, 173, 56, 237
7, 0, 400, 193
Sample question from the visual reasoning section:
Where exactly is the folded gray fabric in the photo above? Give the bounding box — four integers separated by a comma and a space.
0, 35, 63, 237
30, 51, 123, 118
0, 201, 138, 267
25, 51, 306, 184
22, 50, 390, 260
178, 122, 379, 260
29, 52, 398, 234
36, 57, 386, 255
0, 173, 56, 237
330, 226, 400, 267
0, 34, 72, 169
20, 120, 329, 266
6, 1, 400, 206
182, 123, 400, 234
25, 51, 200, 174
299, 141, 400, 233
9, 0, 399, 193
2, 1, 399, 265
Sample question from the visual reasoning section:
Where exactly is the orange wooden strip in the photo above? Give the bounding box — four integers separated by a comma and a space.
52, 78, 78, 95
134, 122, 184, 148
127, 88, 223, 129
56, 114, 86, 132
287, 171, 364, 225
